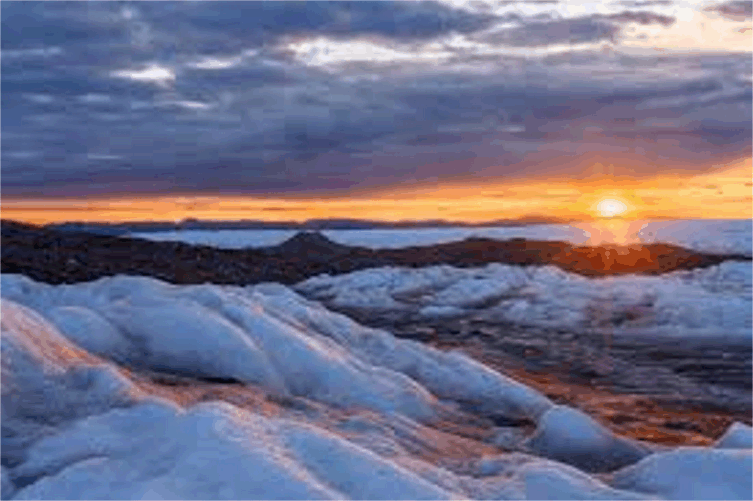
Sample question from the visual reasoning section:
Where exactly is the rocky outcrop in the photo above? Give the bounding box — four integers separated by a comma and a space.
2, 219, 749, 286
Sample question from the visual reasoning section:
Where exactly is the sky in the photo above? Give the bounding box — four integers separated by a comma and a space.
1, 0, 751, 223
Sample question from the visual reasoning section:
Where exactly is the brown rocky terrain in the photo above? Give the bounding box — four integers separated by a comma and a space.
2, 219, 749, 286
340, 314, 752, 447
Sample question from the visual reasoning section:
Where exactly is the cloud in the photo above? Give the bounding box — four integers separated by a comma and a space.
111, 64, 176, 87
186, 56, 244, 70
603, 10, 675, 26
479, 17, 620, 46
1, 1, 751, 198
705, 1, 753, 21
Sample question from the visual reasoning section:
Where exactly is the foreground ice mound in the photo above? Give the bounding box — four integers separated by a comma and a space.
297, 261, 753, 339
11, 401, 456, 500
716, 422, 753, 450
2, 274, 751, 500
1, 274, 552, 422
612, 448, 753, 500
523, 406, 652, 473
1, 301, 139, 468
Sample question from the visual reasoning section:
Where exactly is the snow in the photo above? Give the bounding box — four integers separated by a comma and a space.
2, 466, 16, 499
1, 274, 552, 422
452, 453, 654, 500
523, 406, 652, 473
635, 219, 752, 257
280, 422, 456, 500
10, 402, 346, 500
130, 228, 298, 248
715, 422, 753, 450
297, 261, 753, 341
130, 219, 752, 256
2, 274, 751, 500
611, 448, 753, 500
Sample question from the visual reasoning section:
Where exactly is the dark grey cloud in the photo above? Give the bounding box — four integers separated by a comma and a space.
480, 17, 618, 46
705, 1, 752, 20
602, 10, 675, 26
477, 10, 674, 47
619, 1, 673, 7
1, 1, 751, 198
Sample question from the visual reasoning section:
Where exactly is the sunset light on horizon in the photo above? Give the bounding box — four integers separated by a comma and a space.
2, 1, 751, 229
3, 158, 750, 226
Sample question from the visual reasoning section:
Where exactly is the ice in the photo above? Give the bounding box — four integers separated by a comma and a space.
715, 422, 753, 450
635, 219, 752, 257
130, 229, 297, 248
2, 466, 16, 499
280, 422, 456, 500
250, 283, 553, 419
131, 225, 589, 249
3, 273, 752, 499
298, 261, 753, 340
1, 300, 141, 472
512, 460, 653, 500
2, 275, 438, 420
455, 454, 653, 500
418, 305, 467, 318
3, 276, 289, 394
11, 402, 345, 500
44, 307, 132, 364
429, 274, 528, 309
523, 406, 652, 473
1, 274, 554, 422
611, 448, 753, 500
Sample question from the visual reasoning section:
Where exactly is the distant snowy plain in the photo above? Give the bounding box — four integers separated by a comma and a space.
2, 218, 751, 499
131, 219, 752, 256
297, 260, 753, 342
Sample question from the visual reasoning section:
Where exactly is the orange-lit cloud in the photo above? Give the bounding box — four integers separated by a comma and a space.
4, 159, 749, 225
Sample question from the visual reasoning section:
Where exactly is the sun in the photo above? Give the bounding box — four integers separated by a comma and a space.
596, 198, 628, 218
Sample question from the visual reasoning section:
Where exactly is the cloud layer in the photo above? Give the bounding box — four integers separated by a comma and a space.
1, 1, 751, 197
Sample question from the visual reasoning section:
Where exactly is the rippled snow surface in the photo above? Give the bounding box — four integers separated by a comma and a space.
298, 261, 753, 341
1, 274, 751, 499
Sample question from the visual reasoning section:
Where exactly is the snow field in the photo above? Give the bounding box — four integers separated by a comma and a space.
131, 219, 752, 256
297, 261, 753, 340
1, 274, 751, 499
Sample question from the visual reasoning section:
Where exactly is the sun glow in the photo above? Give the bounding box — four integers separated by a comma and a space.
596, 199, 628, 218
2, 159, 749, 226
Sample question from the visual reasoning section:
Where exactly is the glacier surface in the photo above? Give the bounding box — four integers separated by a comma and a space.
297, 261, 753, 341
1, 274, 751, 499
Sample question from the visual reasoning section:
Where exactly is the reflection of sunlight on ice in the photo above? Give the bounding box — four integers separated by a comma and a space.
573, 220, 649, 246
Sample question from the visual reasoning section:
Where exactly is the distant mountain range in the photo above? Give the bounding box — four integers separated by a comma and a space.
43, 215, 579, 235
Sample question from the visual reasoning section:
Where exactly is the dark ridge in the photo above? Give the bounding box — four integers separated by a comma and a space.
262, 231, 353, 259
2, 219, 750, 286
44, 215, 576, 235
